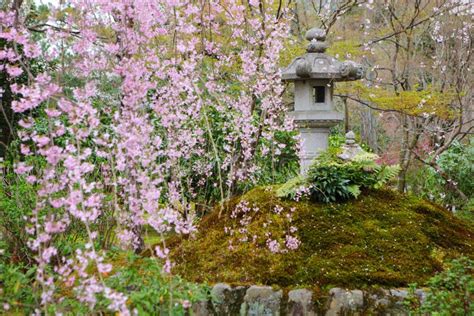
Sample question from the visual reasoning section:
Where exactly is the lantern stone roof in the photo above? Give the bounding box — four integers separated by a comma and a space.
282, 28, 364, 82
289, 110, 344, 128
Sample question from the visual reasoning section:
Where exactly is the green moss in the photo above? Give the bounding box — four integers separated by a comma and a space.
168, 187, 474, 289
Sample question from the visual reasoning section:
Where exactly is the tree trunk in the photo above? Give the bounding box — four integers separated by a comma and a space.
397, 114, 410, 192
344, 97, 349, 133
0, 79, 15, 158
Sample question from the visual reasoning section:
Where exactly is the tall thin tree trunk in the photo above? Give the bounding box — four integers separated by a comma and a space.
0, 80, 14, 158
398, 114, 410, 192
343, 97, 349, 133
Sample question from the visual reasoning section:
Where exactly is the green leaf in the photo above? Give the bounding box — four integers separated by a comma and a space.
347, 185, 361, 198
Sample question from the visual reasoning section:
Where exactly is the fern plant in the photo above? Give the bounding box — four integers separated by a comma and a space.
374, 165, 399, 189
276, 176, 306, 200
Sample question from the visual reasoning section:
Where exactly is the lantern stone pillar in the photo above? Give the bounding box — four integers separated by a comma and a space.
282, 28, 364, 173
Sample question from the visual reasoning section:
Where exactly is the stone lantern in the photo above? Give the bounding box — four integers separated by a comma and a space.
282, 28, 364, 172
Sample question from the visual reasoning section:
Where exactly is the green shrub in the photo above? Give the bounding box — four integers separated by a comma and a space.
306, 163, 355, 202
411, 139, 473, 216
0, 168, 37, 264
406, 257, 474, 315
0, 156, 88, 265
0, 263, 36, 313
103, 252, 209, 315
0, 251, 209, 315
277, 151, 399, 203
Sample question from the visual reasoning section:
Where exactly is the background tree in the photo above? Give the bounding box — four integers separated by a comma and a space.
290, 0, 473, 206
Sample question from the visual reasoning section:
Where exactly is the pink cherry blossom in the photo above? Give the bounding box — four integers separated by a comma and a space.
4, 0, 295, 313
6, 64, 23, 77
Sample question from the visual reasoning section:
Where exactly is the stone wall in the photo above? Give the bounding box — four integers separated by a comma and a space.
192, 284, 425, 316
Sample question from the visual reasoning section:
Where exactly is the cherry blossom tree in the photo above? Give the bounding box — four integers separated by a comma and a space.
1, 0, 295, 312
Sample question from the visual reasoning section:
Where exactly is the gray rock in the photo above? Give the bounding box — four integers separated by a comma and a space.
211, 283, 231, 303
375, 297, 390, 309
415, 289, 426, 304
192, 300, 213, 316
377, 289, 410, 316
365, 289, 409, 316
211, 283, 247, 315
326, 288, 364, 316
193, 285, 417, 316
287, 289, 316, 316
241, 286, 283, 316
389, 289, 408, 300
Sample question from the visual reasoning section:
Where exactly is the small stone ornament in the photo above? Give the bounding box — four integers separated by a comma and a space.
337, 131, 364, 161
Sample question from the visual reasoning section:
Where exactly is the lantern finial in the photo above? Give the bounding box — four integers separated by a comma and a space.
305, 28, 328, 53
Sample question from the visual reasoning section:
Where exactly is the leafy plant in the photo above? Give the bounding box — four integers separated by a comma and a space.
0, 164, 37, 264
275, 176, 306, 200
103, 253, 209, 315
277, 150, 399, 203
306, 163, 355, 202
411, 139, 473, 217
405, 257, 474, 315
0, 252, 209, 315
0, 263, 36, 313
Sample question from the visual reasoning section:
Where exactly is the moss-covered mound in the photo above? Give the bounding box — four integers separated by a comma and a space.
169, 187, 474, 289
